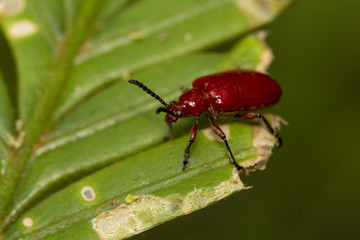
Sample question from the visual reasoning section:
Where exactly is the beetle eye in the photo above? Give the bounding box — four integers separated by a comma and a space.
175, 110, 182, 117
170, 101, 176, 105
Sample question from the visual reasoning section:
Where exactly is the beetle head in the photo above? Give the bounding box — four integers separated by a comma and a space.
156, 101, 189, 124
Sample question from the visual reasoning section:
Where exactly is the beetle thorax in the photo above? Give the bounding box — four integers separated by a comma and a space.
179, 88, 210, 115
164, 88, 210, 123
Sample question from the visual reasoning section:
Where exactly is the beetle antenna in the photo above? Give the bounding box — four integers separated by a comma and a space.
129, 79, 169, 107
156, 107, 172, 115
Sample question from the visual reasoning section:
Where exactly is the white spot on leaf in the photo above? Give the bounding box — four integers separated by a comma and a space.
81, 186, 96, 202
22, 217, 33, 227
8, 20, 37, 38
0, 0, 25, 16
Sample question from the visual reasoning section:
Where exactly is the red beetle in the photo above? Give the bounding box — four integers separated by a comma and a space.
129, 70, 282, 171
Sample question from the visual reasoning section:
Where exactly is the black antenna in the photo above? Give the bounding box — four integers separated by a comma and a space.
129, 79, 169, 108
156, 107, 172, 115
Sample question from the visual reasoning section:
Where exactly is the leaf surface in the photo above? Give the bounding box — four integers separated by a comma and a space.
0, 0, 290, 239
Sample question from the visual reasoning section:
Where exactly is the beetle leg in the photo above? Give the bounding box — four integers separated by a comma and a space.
183, 117, 199, 170
207, 116, 245, 172
236, 112, 282, 147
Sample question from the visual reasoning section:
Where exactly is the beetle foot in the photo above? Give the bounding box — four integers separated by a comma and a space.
182, 156, 189, 171
182, 160, 189, 171
233, 161, 244, 171
233, 162, 248, 175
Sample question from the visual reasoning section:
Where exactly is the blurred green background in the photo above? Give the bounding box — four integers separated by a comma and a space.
133, 1, 360, 239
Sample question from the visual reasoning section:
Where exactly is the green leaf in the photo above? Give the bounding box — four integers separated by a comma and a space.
0, 0, 290, 239
0, 72, 15, 146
